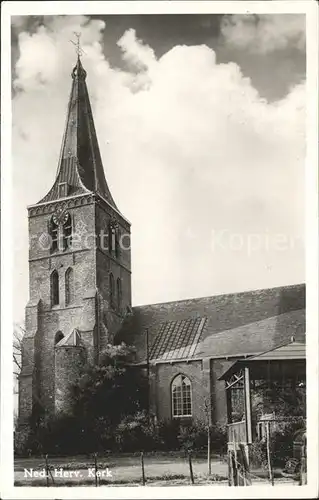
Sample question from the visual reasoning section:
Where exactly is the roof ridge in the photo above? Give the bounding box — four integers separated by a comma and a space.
200, 309, 303, 338
132, 283, 305, 310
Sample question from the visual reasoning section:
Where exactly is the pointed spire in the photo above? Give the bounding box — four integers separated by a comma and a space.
38, 56, 118, 210
72, 54, 87, 81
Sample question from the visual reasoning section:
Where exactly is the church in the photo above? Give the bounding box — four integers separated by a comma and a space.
19, 56, 306, 427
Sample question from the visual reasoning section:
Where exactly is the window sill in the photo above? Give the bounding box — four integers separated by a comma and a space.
172, 415, 193, 419
50, 304, 82, 311
50, 248, 72, 255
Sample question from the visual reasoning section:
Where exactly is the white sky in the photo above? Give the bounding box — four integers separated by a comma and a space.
12, 13, 306, 324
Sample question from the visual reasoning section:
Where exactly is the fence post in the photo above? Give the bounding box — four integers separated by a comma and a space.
240, 443, 251, 486
236, 446, 245, 486
227, 450, 232, 486
299, 439, 307, 485
45, 454, 49, 487
204, 399, 211, 476
188, 450, 195, 484
266, 422, 274, 485
233, 433, 239, 486
231, 451, 238, 486
207, 424, 212, 475
141, 451, 146, 485
94, 452, 98, 487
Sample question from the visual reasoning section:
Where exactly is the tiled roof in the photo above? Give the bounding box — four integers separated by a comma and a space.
218, 341, 306, 380
246, 341, 306, 361
56, 329, 82, 347
195, 309, 305, 359
115, 283, 306, 363
149, 317, 207, 361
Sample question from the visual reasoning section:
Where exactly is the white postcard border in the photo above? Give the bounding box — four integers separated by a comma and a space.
1, 1, 318, 499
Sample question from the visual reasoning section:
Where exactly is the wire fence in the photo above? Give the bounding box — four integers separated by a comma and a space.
15, 450, 229, 487
227, 424, 307, 487
15, 426, 306, 488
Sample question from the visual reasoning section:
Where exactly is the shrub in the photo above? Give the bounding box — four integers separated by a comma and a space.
14, 426, 32, 457
177, 420, 207, 451
156, 419, 181, 450
210, 424, 227, 454
177, 421, 227, 453
250, 419, 305, 469
72, 344, 144, 425
14, 343, 148, 456
249, 440, 268, 469
15, 414, 228, 456
270, 420, 305, 467
114, 411, 158, 452
112, 415, 227, 454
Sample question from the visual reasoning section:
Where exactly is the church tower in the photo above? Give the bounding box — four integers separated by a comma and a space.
19, 56, 131, 420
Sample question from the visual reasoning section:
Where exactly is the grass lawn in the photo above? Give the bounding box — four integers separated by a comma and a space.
15, 452, 229, 486
14, 452, 297, 487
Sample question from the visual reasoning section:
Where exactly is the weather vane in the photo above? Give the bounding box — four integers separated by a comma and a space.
70, 32, 85, 57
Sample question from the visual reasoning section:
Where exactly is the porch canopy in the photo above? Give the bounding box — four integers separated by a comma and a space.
219, 341, 306, 383
219, 341, 306, 444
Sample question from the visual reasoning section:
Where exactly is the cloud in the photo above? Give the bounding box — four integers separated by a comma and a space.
221, 14, 305, 53
117, 28, 156, 71
12, 18, 305, 322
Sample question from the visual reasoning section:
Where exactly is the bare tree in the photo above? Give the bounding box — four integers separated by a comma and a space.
13, 324, 25, 425
13, 323, 25, 380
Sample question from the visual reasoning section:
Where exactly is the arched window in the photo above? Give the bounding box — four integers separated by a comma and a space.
49, 217, 58, 252
65, 267, 74, 306
172, 374, 192, 418
109, 273, 115, 308
51, 270, 59, 306
108, 221, 120, 258
62, 213, 72, 250
116, 278, 122, 310
115, 228, 120, 258
54, 331, 64, 345
108, 222, 115, 254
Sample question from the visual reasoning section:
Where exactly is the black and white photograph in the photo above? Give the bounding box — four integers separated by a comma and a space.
1, 1, 318, 498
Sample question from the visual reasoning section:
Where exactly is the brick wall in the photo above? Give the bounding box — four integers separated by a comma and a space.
151, 360, 210, 423
28, 203, 97, 308
19, 372, 34, 421
19, 300, 41, 420
20, 194, 132, 419
95, 199, 132, 344
55, 346, 86, 414
148, 357, 251, 427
